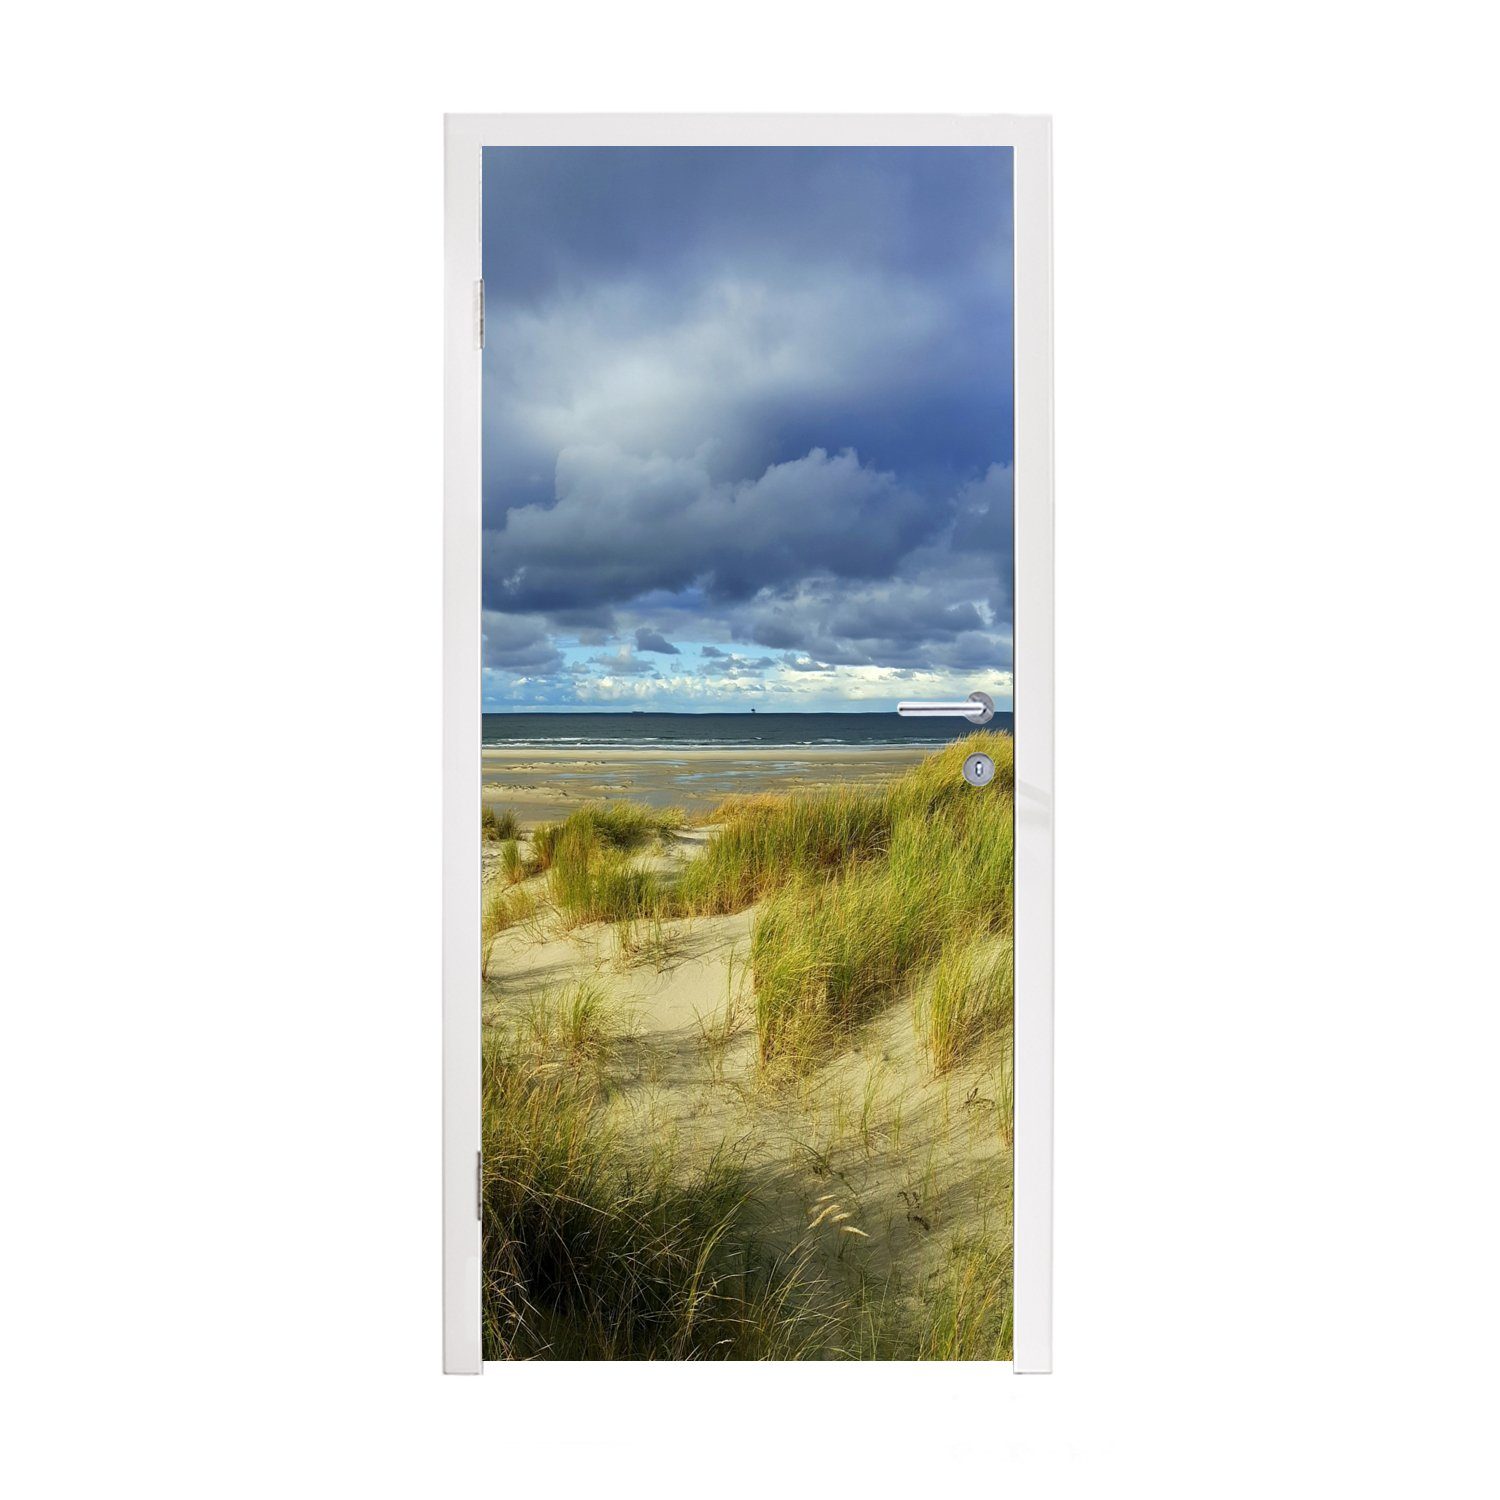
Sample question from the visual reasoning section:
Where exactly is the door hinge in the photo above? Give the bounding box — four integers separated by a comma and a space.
477, 1150, 483, 1220
475, 280, 485, 349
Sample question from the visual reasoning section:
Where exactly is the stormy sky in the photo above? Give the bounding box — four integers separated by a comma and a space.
481, 147, 1013, 712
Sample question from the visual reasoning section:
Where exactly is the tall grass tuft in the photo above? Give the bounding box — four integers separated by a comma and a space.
482, 805, 519, 841
561, 800, 683, 851
910, 1236, 1014, 1360
675, 787, 892, 914
520, 980, 614, 1066
541, 801, 686, 925
615, 912, 680, 970
551, 829, 663, 927
742, 732, 1014, 1071
500, 838, 525, 885
917, 935, 1014, 1075
526, 822, 561, 874
481, 1032, 832, 1359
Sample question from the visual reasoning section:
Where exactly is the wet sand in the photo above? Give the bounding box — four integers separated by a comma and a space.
481, 744, 932, 826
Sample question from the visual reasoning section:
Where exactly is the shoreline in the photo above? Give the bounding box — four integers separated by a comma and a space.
481, 743, 936, 823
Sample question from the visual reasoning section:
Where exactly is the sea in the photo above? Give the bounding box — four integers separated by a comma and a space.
481, 711, 1013, 750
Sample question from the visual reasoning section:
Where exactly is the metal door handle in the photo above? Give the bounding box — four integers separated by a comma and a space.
896, 690, 994, 724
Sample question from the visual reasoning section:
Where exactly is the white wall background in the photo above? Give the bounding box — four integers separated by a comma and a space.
4, 4, 1496, 1494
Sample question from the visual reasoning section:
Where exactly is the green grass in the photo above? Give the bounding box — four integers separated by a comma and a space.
519, 980, 615, 1067
917, 934, 1014, 1075
561, 800, 684, 851
526, 822, 560, 874
500, 838, 525, 885
738, 733, 1014, 1071
849, 1230, 1014, 1361
909, 1235, 1014, 1360
544, 802, 683, 925
551, 832, 664, 927
675, 787, 892, 914
482, 805, 519, 841
499, 736, 1013, 1070
481, 1031, 832, 1360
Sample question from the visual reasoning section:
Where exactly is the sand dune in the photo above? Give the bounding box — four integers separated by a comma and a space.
481, 797, 1013, 1353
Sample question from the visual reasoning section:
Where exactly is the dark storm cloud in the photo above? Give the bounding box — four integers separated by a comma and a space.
633, 628, 680, 655
546, 605, 616, 631
479, 147, 1014, 702
482, 612, 563, 676
736, 571, 1012, 672
950, 463, 1014, 558
483, 148, 1011, 303
481, 148, 1012, 512
484, 446, 936, 613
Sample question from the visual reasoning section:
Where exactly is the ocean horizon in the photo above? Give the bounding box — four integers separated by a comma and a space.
481, 709, 1015, 750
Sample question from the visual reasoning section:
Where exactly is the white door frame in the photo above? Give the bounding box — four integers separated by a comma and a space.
442, 114, 1053, 1373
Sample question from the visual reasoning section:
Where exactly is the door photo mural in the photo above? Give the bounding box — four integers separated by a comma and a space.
478, 146, 1016, 1359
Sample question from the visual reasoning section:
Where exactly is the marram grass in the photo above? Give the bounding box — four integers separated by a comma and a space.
495, 735, 1014, 1069
675, 786, 892, 914
482, 804, 519, 841
736, 732, 1015, 1072
917, 934, 1015, 1075
481, 1025, 1010, 1360
480, 1029, 834, 1360
540, 801, 686, 925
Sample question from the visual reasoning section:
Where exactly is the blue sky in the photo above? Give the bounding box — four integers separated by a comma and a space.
482, 147, 1013, 712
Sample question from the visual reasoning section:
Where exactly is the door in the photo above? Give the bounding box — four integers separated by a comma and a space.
445, 117, 1052, 1369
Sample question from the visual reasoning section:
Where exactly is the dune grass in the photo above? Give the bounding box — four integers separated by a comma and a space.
500, 838, 525, 885
519, 980, 616, 1067
482, 804, 519, 841
562, 800, 684, 851
549, 798, 684, 858
917, 934, 1014, 1075
849, 1228, 1015, 1361
551, 833, 664, 927
615, 911, 680, 970
483, 1034, 1013, 1359
509, 736, 1013, 1066
675, 786, 892, 914
694, 953, 750, 1080
736, 733, 1014, 1071
480, 1030, 832, 1360
909, 1235, 1014, 1360
526, 822, 560, 874
544, 801, 684, 926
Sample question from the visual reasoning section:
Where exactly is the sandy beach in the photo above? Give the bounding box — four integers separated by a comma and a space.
481, 743, 934, 826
